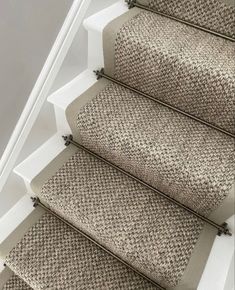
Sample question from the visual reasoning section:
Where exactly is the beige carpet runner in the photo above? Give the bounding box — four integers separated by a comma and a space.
104, 3, 235, 134
2, 274, 32, 290
3, 213, 156, 289
1, 0, 234, 289
141, 0, 235, 39
73, 82, 234, 216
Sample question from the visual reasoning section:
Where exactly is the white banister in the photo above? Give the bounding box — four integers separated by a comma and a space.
0, 0, 91, 192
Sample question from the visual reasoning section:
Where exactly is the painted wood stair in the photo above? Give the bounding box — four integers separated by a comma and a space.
0, 1, 234, 289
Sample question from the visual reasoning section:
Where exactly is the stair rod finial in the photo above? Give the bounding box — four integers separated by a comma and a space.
93, 68, 104, 80
61, 135, 232, 237
218, 222, 232, 237
93, 69, 235, 139
125, 0, 234, 42
62, 135, 73, 147
125, 0, 136, 9
31, 197, 40, 208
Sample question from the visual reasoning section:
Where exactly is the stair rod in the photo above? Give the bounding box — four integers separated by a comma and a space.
63, 135, 232, 237
94, 69, 235, 140
32, 197, 165, 290
126, 0, 235, 42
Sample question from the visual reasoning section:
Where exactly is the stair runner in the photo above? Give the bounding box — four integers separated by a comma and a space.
1, 0, 235, 289
2, 274, 32, 290
1, 212, 156, 289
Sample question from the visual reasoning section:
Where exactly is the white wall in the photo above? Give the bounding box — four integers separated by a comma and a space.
0, 0, 119, 218
0, 0, 73, 158
52, 0, 118, 91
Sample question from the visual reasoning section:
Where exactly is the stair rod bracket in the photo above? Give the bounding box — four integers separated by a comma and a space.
125, 0, 136, 9
62, 135, 73, 146
94, 68, 104, 80
217, 222, 231, 237
32, 197, 40, 207
62, 135, 232, 237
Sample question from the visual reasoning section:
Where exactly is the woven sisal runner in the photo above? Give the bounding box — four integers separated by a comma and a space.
2, 0, 234, 289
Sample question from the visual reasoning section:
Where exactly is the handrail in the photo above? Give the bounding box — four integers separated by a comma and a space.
0, 0, 91, 192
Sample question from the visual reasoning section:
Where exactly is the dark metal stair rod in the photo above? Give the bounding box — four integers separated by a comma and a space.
63, 135, 232, 237
32, 197, 165, 290
94, 69, 235, 140
126, 0, 235, 42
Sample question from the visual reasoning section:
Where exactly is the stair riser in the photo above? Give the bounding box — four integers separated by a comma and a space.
48, 70, 97, 133
83, 0, 128, 70
87, 31, 104, 70
10, 2, 235, 289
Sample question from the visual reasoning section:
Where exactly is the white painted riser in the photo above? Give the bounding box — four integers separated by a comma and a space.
15, 73, 235, 290
1, 2, 235, 289
48, 69, 97, 134
0, 0, 127, 273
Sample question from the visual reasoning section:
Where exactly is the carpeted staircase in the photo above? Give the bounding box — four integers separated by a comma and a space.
1, 0, 234, 289
2, 274, 32, 290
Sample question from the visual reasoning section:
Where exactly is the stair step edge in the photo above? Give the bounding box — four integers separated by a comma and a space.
83, 0, 128, 34
47, 69, 96, 110
13, 134, 65, 191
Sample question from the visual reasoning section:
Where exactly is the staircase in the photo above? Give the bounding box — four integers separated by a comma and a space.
0, 0, 234, 289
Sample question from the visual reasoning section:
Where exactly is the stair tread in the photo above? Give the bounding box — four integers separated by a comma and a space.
105, 8, 235, 133
75, 82, 234, 216
3, 273, 32, 290
5, 213, 157, 290
32, 147, 206, 288
8, 1, 235, 289
138, 0, 235, 38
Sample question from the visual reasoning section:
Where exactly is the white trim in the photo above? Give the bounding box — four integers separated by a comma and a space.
0, 0, 91, 192
48, 69, 97, 133
14, 134, 65, 195
83, 0, 127, 33
0, 195, 34, 245
83, 0, 128, 69
0, 258, 5, 273
198, 215, 235, 290
0, 194, 35, 274
48, 69, 96, 110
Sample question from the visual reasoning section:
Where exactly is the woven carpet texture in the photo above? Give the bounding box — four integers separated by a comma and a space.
138, 0, 235, 38
114, 10, 235, 134
2, 274, 32, 290
3, 0, 235, 289
76, 83, 235, 216
37, 148, 204, 287
5, 213, 158, 290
